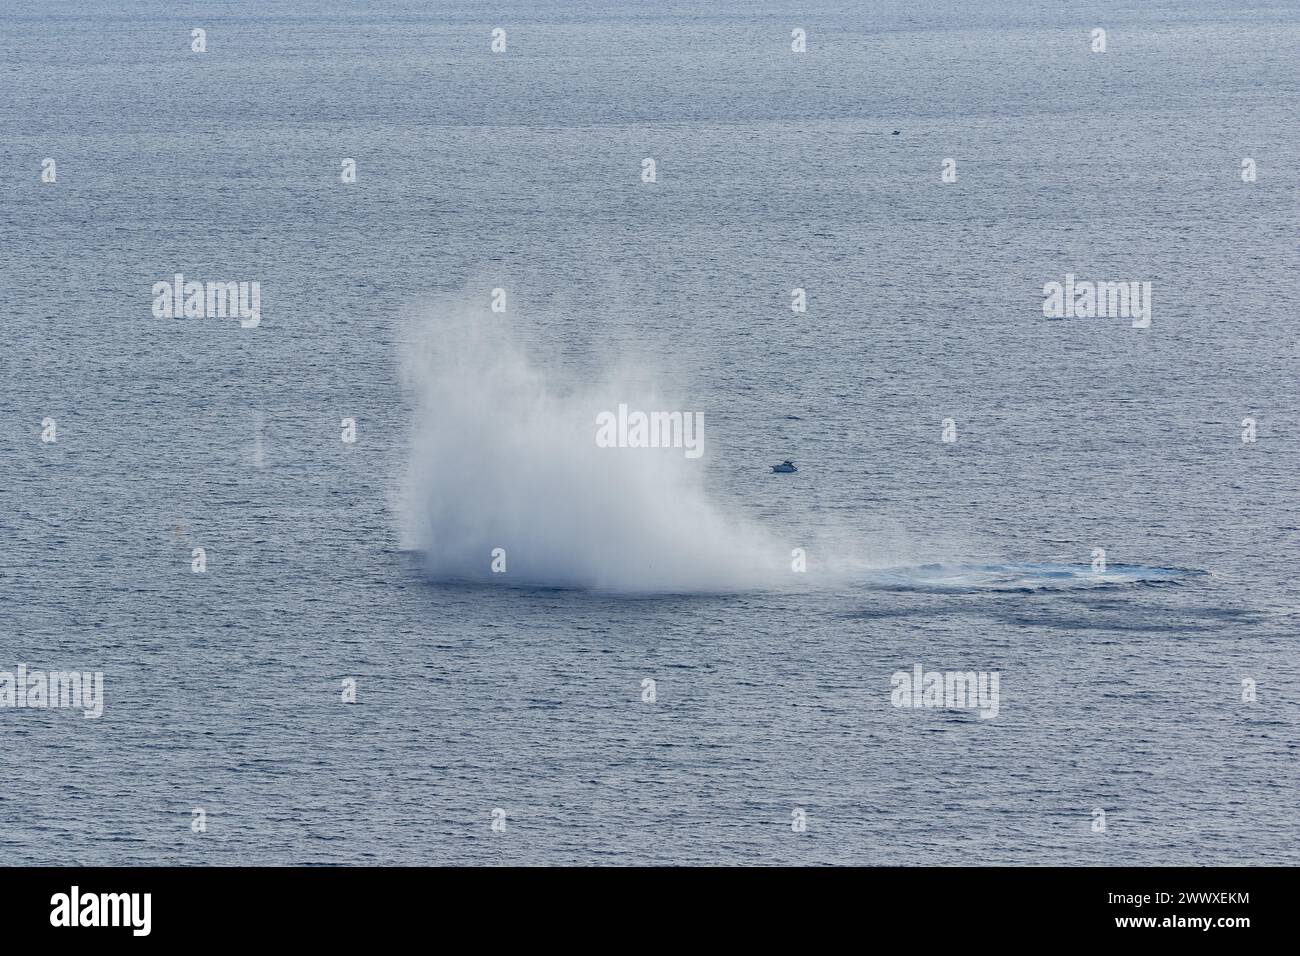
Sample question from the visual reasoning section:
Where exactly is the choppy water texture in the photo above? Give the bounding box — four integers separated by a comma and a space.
1, 0, 1298, 865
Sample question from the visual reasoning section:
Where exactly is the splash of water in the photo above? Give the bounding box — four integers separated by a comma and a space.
396, 304, 787, 592
394, 300, 1200, 595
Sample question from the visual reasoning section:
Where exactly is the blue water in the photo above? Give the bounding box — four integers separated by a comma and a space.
1, 0, 1298, 864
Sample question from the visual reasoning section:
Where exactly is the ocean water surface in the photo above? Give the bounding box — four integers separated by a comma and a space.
1, 0, 1298, 864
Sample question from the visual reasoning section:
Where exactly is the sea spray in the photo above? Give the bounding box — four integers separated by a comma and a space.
396, 303, 788, 592
391, 304, 1190, 594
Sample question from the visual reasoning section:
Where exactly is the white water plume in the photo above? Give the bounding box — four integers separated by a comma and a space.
396, 302, 788, 592
393, 300, 1197, 596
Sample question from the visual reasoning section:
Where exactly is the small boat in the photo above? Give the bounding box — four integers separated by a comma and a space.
771, 460, 798, 473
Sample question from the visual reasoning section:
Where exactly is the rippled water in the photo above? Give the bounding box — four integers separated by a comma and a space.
1, 0, 1298, 864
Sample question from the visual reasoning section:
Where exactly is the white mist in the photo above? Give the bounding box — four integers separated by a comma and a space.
396, 303, 787, 592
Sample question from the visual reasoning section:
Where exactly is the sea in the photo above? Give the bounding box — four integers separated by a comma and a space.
1, 0, 1297, 864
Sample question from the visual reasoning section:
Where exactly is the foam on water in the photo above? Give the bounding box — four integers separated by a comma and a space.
860, 562, 1201, 593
